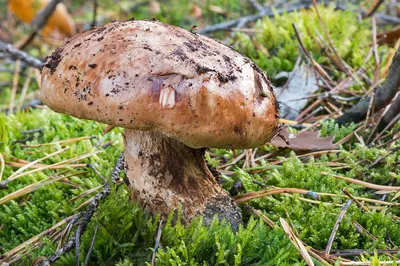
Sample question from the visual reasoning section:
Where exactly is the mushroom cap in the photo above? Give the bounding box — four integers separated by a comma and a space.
40, 20, 279, 149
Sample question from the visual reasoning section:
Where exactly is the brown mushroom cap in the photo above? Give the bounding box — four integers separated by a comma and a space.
40, 20, 279, 149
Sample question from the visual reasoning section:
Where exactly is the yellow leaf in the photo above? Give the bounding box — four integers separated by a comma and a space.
8, 0, 75, 37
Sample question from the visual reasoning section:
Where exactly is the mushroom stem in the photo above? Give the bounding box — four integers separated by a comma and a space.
123, 129, 242, 229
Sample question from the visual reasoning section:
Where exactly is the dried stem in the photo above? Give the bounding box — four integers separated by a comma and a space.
325, 199, 352, 254
0, 40, 43, 69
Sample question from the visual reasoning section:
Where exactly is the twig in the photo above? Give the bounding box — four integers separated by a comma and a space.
84, 223, 99, 266
331, 249, 399, 257
111, 152, 124, 184
342, 189, 370, 212
321, 171, 400, 191
378, 94, 400, 131
234, 187, 319, 204
151, 220, 163, 266
91, 0, 98, 28
370, 112, 400, 144
337, 47, 400, 124
19, 0, 63, 50
371, 16, 380, 86
199, 1, 322, 35
0, 41, 43, 69
247, 0, 263, 12
363, 0, 385, 18
367, 146, 400, 169
45, 164, 110, 264
325, 199, 352, 254
243, 204, 275, 228
75, 226, 81, 266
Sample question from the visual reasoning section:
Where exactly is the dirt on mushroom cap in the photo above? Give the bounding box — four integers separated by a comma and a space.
40, 19, 279, 149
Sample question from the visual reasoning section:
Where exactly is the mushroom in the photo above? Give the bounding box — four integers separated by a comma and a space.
39, 20, 279, 229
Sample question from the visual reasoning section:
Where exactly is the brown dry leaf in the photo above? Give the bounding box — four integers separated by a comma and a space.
377, 25, 400, 44
271, 127, 337, 151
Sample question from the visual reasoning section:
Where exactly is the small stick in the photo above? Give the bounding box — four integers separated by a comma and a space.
151, 220, 163, 266
19, 0, 63, 50
0, 41, 43, 69
102, 125, 115, 134
367, 146, 400, 169
91, 0, 98, 28
75, 226, 81, 266
247, 0, 263, 12
325, 199, 352, 254
342, 189, 370, 212
244, 204, 275, 228
111, 152, 124, 183
363, 0, 385, 18
371, 16, 380, 86
84, 223, 99, 266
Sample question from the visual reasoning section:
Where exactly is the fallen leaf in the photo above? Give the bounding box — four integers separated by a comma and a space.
377, 25, 400, 45
271, 127, 337, 151
275, 58, 319, 120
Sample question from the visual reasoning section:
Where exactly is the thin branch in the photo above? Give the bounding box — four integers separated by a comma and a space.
0, 41, 43, 69
199, 1, 324, 35
325, 200, 352, 254
19, 0, 63, 50
336, 47, 400, 124
378, 94, 400, 131
151, 220, 163, 266
84, 223, 99, 266
91, 0, 98, 28
247, 0, 263, 12
363, 0, 385, 18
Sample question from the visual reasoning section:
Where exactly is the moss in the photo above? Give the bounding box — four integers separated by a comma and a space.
232, 4, 392, 82
2, 3, 400, 266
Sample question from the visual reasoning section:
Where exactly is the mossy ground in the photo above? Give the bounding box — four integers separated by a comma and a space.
1, 2, 400, 265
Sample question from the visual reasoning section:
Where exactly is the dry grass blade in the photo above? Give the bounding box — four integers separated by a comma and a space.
0, 172, 86, 205
21, 136, 92, 148
321, 172, 400, 191
9, 59, 21, 114
75, 196, 95, 210
341, 260, 400, 265
7, 147, 70, 181
6, 161, 86, 169
0, 214, 77, 263
17, 67, 34, 110
0, 152, 4, 182
234, 188, 317, 204
7, 150, 101, 182
280, 218, 314, 266
244, 204, 276, 228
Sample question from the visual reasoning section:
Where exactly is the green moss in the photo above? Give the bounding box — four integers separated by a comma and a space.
1, 3, 400, 265
232, 4, 391, 82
